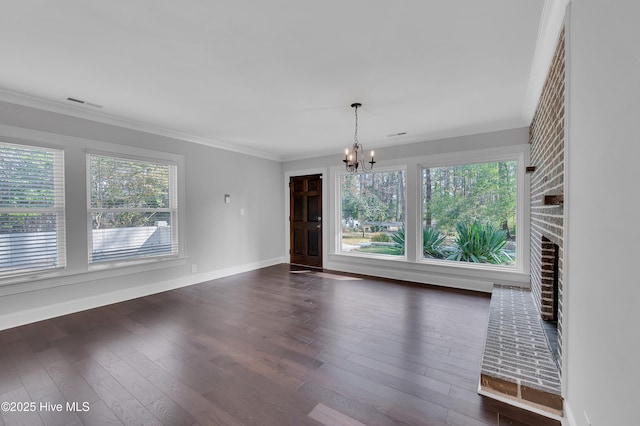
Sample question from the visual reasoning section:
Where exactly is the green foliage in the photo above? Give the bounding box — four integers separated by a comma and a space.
391, 228, 445, 259
446, 221, 512, 264
341, 171, 406, 227
1, 144, 59, 232
390, 227, 446, 259
0, 144, 56, 208
423, 227, 446, 259
423, 161, 516, 237
390, 227, 405, 246
371, 233, 391, 242
341, 189, 362, 223
90, 156, 170, 228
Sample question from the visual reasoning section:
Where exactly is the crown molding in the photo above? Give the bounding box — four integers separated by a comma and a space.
280, 119, 528, 163
522, 0, 570, 122
0, 88, 282, 162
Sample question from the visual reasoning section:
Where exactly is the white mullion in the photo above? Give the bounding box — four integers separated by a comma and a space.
169, 164, 178, 254
55, 148, 66, 269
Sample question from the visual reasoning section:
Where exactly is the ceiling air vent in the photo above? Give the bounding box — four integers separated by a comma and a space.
66, 97, 103, 108
66, 97, 85, 104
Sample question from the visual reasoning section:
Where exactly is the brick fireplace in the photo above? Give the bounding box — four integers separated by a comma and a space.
478, 27, 566, 418
529, 27, 565, 373
540, 236, 559, 321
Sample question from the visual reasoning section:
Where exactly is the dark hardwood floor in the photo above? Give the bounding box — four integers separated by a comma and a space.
0, 264, 560, 425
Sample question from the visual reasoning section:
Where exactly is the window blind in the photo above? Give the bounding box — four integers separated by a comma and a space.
0, 142, 66, 277
88, 154, 178, 263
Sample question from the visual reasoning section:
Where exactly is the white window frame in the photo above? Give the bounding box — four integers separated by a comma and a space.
0, 140, 66, 279
418, 147, 528, 274
86, 150, 181, 267
335, 165, 408, 260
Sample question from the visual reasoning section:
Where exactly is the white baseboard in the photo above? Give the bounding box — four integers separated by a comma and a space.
564, 401, 577, 426
328, 261, 495, 293
0, 257, 284, 331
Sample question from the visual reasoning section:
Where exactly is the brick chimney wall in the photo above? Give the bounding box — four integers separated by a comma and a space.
529, 27, 565, 373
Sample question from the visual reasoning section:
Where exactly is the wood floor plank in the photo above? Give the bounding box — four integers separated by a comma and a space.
33, 390, 83, 426
88, 376, 162, 426
0, 265, 559, 426
100, 360, 165, 406
36, 348, 101, 405
297, 381, 405, 426
210, 354, 318, 416
0, 369, 22, 396
317, 349, 452, 398
310, 363, 450, 425
145, 394, 197, 426
145, 364, 243, 426
308, 403, 367, 426
0, 386, 44, 426
18, 364, 60, 402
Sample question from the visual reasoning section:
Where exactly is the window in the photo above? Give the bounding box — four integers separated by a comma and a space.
421, 160, 517, 266
0, 142, 65, 277
88, 153, 178, 264
340, 169, 406, 256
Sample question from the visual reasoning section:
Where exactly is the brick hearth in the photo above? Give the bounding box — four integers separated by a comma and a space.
480, 286, 562, 416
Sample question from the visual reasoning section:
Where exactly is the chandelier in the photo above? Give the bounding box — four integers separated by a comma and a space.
343, 103, 375, 173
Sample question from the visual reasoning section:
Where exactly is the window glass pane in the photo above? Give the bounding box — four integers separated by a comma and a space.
0, 213, 60, 272
88, 154, 177, 264
0, 142, 65, 277
90, 212, 173, 263
90, 156, 170, 209
341, 170, 406, 256
422, 161, 516, 265
0, 145, 57, 208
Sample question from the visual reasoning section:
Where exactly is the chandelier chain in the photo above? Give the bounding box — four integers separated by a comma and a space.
353, 104, 359, 144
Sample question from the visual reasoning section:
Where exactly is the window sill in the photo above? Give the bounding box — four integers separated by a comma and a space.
417, 257, 520, 274
0, 257, 187, 297
337, 251, 407, 262
88, 255, 182, 272
328, 252, 529, 289
0, 267, 68, 287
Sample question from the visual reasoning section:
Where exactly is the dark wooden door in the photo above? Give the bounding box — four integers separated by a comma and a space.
290, 174, 322, 268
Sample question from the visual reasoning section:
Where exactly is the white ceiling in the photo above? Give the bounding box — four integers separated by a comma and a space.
0, 0, 547, 161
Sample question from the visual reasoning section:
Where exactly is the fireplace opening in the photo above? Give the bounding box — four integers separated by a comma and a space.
540, 236, 559, 364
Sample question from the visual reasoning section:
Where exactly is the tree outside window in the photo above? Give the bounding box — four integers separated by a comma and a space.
340, 170, 406, 256
422, 161, 517, 265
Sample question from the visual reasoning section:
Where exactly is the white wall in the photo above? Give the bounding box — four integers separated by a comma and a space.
564, 1, 640, 425
284, 128, 531, 292
0, 101, 285, 329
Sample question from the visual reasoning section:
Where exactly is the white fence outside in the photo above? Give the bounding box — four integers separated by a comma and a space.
0, 226, 173, 271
